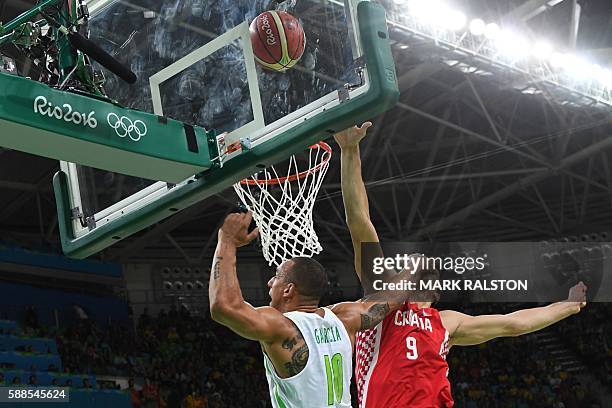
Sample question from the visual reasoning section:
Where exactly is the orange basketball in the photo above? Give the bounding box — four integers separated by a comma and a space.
250, 11, 306, 72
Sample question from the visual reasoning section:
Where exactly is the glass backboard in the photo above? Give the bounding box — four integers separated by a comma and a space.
55, 0, 399, 257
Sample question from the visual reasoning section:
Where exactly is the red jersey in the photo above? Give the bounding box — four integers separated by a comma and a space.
355, 303, 453, 408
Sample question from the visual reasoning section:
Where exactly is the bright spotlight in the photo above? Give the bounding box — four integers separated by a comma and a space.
484, 23, 500, 40
410, 0, 466, 31
496, 30, 530, 60
549, 52, 565, 68
591, 64, 606, 83
597, 68, 612, 88
409, 0, 442, 24
441, 10, 467, 31
469, 19, 486, 36
563, 55, 593, 79
532, 41, 553, 59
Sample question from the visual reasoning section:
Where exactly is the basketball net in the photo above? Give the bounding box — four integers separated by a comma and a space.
233, 142, 332, 267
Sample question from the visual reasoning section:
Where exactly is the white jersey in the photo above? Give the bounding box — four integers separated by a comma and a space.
263, 307, 353, 408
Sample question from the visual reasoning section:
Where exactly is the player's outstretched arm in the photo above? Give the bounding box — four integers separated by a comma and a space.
209, 212, 286, 342
332, 300, 394, 335
331, 265, 422, 334
441, 282, 587, 347
335, 122, 380, 282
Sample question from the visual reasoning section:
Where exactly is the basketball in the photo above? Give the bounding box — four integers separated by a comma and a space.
250, 11, 306, 72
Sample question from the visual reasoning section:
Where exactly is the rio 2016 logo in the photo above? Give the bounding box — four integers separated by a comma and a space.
33, 95, 97, 128
261, 14, 277, 46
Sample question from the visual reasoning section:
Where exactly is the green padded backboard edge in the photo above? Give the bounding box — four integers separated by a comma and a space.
54, 1, 400, 259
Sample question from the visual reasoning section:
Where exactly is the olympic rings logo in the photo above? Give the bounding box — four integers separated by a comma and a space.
107, 113, 148, 142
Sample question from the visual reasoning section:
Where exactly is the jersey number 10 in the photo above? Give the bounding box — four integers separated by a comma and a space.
324, 353, 343, 405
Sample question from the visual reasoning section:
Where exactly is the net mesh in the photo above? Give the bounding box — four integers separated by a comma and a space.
233, 142, 332, 267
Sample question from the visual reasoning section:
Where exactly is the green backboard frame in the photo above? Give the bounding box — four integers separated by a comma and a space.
53, 1, 399, 258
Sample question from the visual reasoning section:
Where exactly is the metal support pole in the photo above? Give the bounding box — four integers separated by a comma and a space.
503, 0, 567, 23
396, 102, 549, 167
466, 77, 504, 143
408, 134, 612, 239
403, 107, 450, 232
396, 101, 611, 194
165, 233, 195, 264
569, 0, 581, 50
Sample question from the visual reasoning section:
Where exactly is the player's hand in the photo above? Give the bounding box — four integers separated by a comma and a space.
334, 122, 372, 149
567, 281, 587, 311
219, 211, 259, 247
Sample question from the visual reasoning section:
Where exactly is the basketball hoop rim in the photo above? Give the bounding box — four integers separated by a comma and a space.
239, 141, 332, 185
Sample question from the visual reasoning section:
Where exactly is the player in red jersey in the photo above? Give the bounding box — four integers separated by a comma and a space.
334, 123, 588, 408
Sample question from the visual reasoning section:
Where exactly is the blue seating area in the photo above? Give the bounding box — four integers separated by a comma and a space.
1, 369, 95, 387
0, 244, 123, 278
0, 335, 57, 354
0, 351, 62, 371
0, 320, 17, 331
0, 282, 130, 328
0, 320, 129, 407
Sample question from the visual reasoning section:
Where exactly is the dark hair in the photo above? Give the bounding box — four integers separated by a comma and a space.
284, 257, 329, 301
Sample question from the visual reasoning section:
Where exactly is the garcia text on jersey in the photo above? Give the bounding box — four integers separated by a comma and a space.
314, 326, 342, 344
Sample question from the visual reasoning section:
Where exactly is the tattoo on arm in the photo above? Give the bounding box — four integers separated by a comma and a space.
282, 336, 298, 351
282, 322, 308, 376
284, 344, 309, 376
213, 257, 223, 280
360, 303, 390, 330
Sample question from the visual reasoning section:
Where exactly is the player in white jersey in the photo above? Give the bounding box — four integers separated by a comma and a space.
209, 212, 408, 407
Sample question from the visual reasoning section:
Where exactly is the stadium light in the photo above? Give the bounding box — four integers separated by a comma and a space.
563, 54, 594, 79
532, 41, 553, 59
469, 19, 486, 36
441, 10, 467, 31
549, 52, 565, 68
397, 0, 612, 105
598, 68, 612, 89
408, 0, 466, 31
496, 30, 530, 61
409, 0, 440, 24
484, 23, 500, 40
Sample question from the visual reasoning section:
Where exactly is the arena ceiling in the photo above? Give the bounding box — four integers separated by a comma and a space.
2, 0, 612, 264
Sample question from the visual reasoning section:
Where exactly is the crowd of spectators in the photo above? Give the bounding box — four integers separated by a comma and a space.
555, 303, 611, 388
54, 306, 270, 407
446, 302, 608, 408
14, 301, 609, 407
